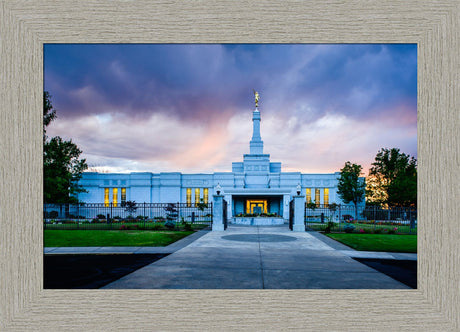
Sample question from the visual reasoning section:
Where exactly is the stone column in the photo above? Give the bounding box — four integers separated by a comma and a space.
225, 194, 233, 220
212, 194, 225, 231
292, 195, 306, 232
282, 194, 290, 220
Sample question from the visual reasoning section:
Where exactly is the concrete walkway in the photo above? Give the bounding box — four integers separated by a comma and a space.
96, 225, 413, 289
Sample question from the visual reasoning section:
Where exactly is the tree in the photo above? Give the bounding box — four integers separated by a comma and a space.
122, 200, 137, 216
365, 174, 388, 206
43, 92, 88, 203
43, 91, 56, 141
337, 162, 366, 218
368, 148, 417, 207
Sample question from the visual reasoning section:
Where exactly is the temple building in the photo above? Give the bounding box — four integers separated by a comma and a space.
77, 104, 360, 221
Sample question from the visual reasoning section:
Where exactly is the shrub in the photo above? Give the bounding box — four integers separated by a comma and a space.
344, 224, 355, 233
328, 203, 339, 211
342, 215, 354, 222
164, 220, 175, 230
119, 225, 128, 230
374, 228, 382, 234
183, 222, 193, 231
97, 214, 106, 219
49, 211, 59, 219
152, 224, 163, 230
306, 202, 317, 210
324, 221, 335, 234
388, 227, 398, 234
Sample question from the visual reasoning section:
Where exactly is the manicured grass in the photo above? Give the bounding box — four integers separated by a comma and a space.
325, 233, 417, 253
44, 221, 210, 231
307, 222, 416, 234
44, 230, 194, 247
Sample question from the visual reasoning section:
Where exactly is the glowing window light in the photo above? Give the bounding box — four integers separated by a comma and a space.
104, 188, 109, 207
186, 188, 192, 207
306, 188, 311, 203
113, 188, 118, 207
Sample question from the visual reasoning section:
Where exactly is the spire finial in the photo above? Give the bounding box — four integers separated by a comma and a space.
253, 89, 260, 108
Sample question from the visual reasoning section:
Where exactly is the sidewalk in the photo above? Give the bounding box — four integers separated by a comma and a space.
44, 228, 417, 261
88, 225, 414, 289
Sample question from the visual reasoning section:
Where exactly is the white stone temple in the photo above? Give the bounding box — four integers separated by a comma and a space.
77, 105, 362, 222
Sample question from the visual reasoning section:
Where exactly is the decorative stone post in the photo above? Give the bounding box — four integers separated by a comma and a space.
212, 194, 225, 231
292, 195, 306, 232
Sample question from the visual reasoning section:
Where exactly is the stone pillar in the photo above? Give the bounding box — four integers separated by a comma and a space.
292, 195, 306, 232
282, 194, 290, 220
212, 194, 225, 231
225, 194, 233, 219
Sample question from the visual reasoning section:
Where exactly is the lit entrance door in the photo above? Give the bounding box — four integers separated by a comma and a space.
246, 199, 267, 214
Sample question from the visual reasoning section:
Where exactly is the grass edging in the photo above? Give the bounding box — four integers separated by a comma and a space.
324, 233, 417, 253
44, 230, 195, 247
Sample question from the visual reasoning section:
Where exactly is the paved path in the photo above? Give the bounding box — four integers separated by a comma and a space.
97, 225, 412, 289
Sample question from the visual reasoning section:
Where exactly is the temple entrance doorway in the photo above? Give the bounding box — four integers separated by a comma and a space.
232, 195, 283, 216
246, 199, 267, 214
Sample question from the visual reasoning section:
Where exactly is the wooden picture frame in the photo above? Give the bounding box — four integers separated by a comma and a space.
1, 1, 458, 330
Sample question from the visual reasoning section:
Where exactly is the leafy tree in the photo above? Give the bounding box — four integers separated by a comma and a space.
122, 200, 137, 215
196, 198, 208, 211
368, 148, 417, 207
365, 174, 388, 206
337, 162, 366, 218
43, 92, 88, 203
43, 91, 56, 141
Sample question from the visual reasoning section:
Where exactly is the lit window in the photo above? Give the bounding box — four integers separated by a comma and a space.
203, 188, 208, 204
112, 188, 118, 207
104, 188, 109, 207
315, 188, 320, 207
121, 188, 126, 204
186, 188, 191, 207
195, 188, 200, 207
324, 188, 329, 207
306, 188, 311, 203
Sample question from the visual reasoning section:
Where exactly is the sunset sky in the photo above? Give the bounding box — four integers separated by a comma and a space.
44, 44, 417, 175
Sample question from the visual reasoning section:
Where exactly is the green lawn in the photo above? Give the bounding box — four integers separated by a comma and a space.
44, 221, 210, 231
44, 230, 194, 247
325, 233, 417, 253
307, 222, 416, 234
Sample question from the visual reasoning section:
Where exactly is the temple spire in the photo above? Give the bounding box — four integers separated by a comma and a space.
250, 91, 263, 154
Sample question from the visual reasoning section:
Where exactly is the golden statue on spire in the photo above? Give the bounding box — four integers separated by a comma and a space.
253, 89, 260, 108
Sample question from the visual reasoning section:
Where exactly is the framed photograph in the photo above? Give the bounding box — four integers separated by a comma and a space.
1, 1, 458, 330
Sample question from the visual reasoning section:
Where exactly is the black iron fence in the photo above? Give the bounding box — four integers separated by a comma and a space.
305, 204, 417, 234
223, 199, 228, 230
44, 203, 212, 230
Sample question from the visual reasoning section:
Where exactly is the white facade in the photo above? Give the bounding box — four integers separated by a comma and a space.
77, 108, 363, 220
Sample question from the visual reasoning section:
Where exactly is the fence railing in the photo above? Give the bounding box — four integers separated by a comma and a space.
44, 203, 213, 230
304, 204, 417, 234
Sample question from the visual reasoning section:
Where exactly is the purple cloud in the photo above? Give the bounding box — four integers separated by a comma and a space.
44, 44, 417, 174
